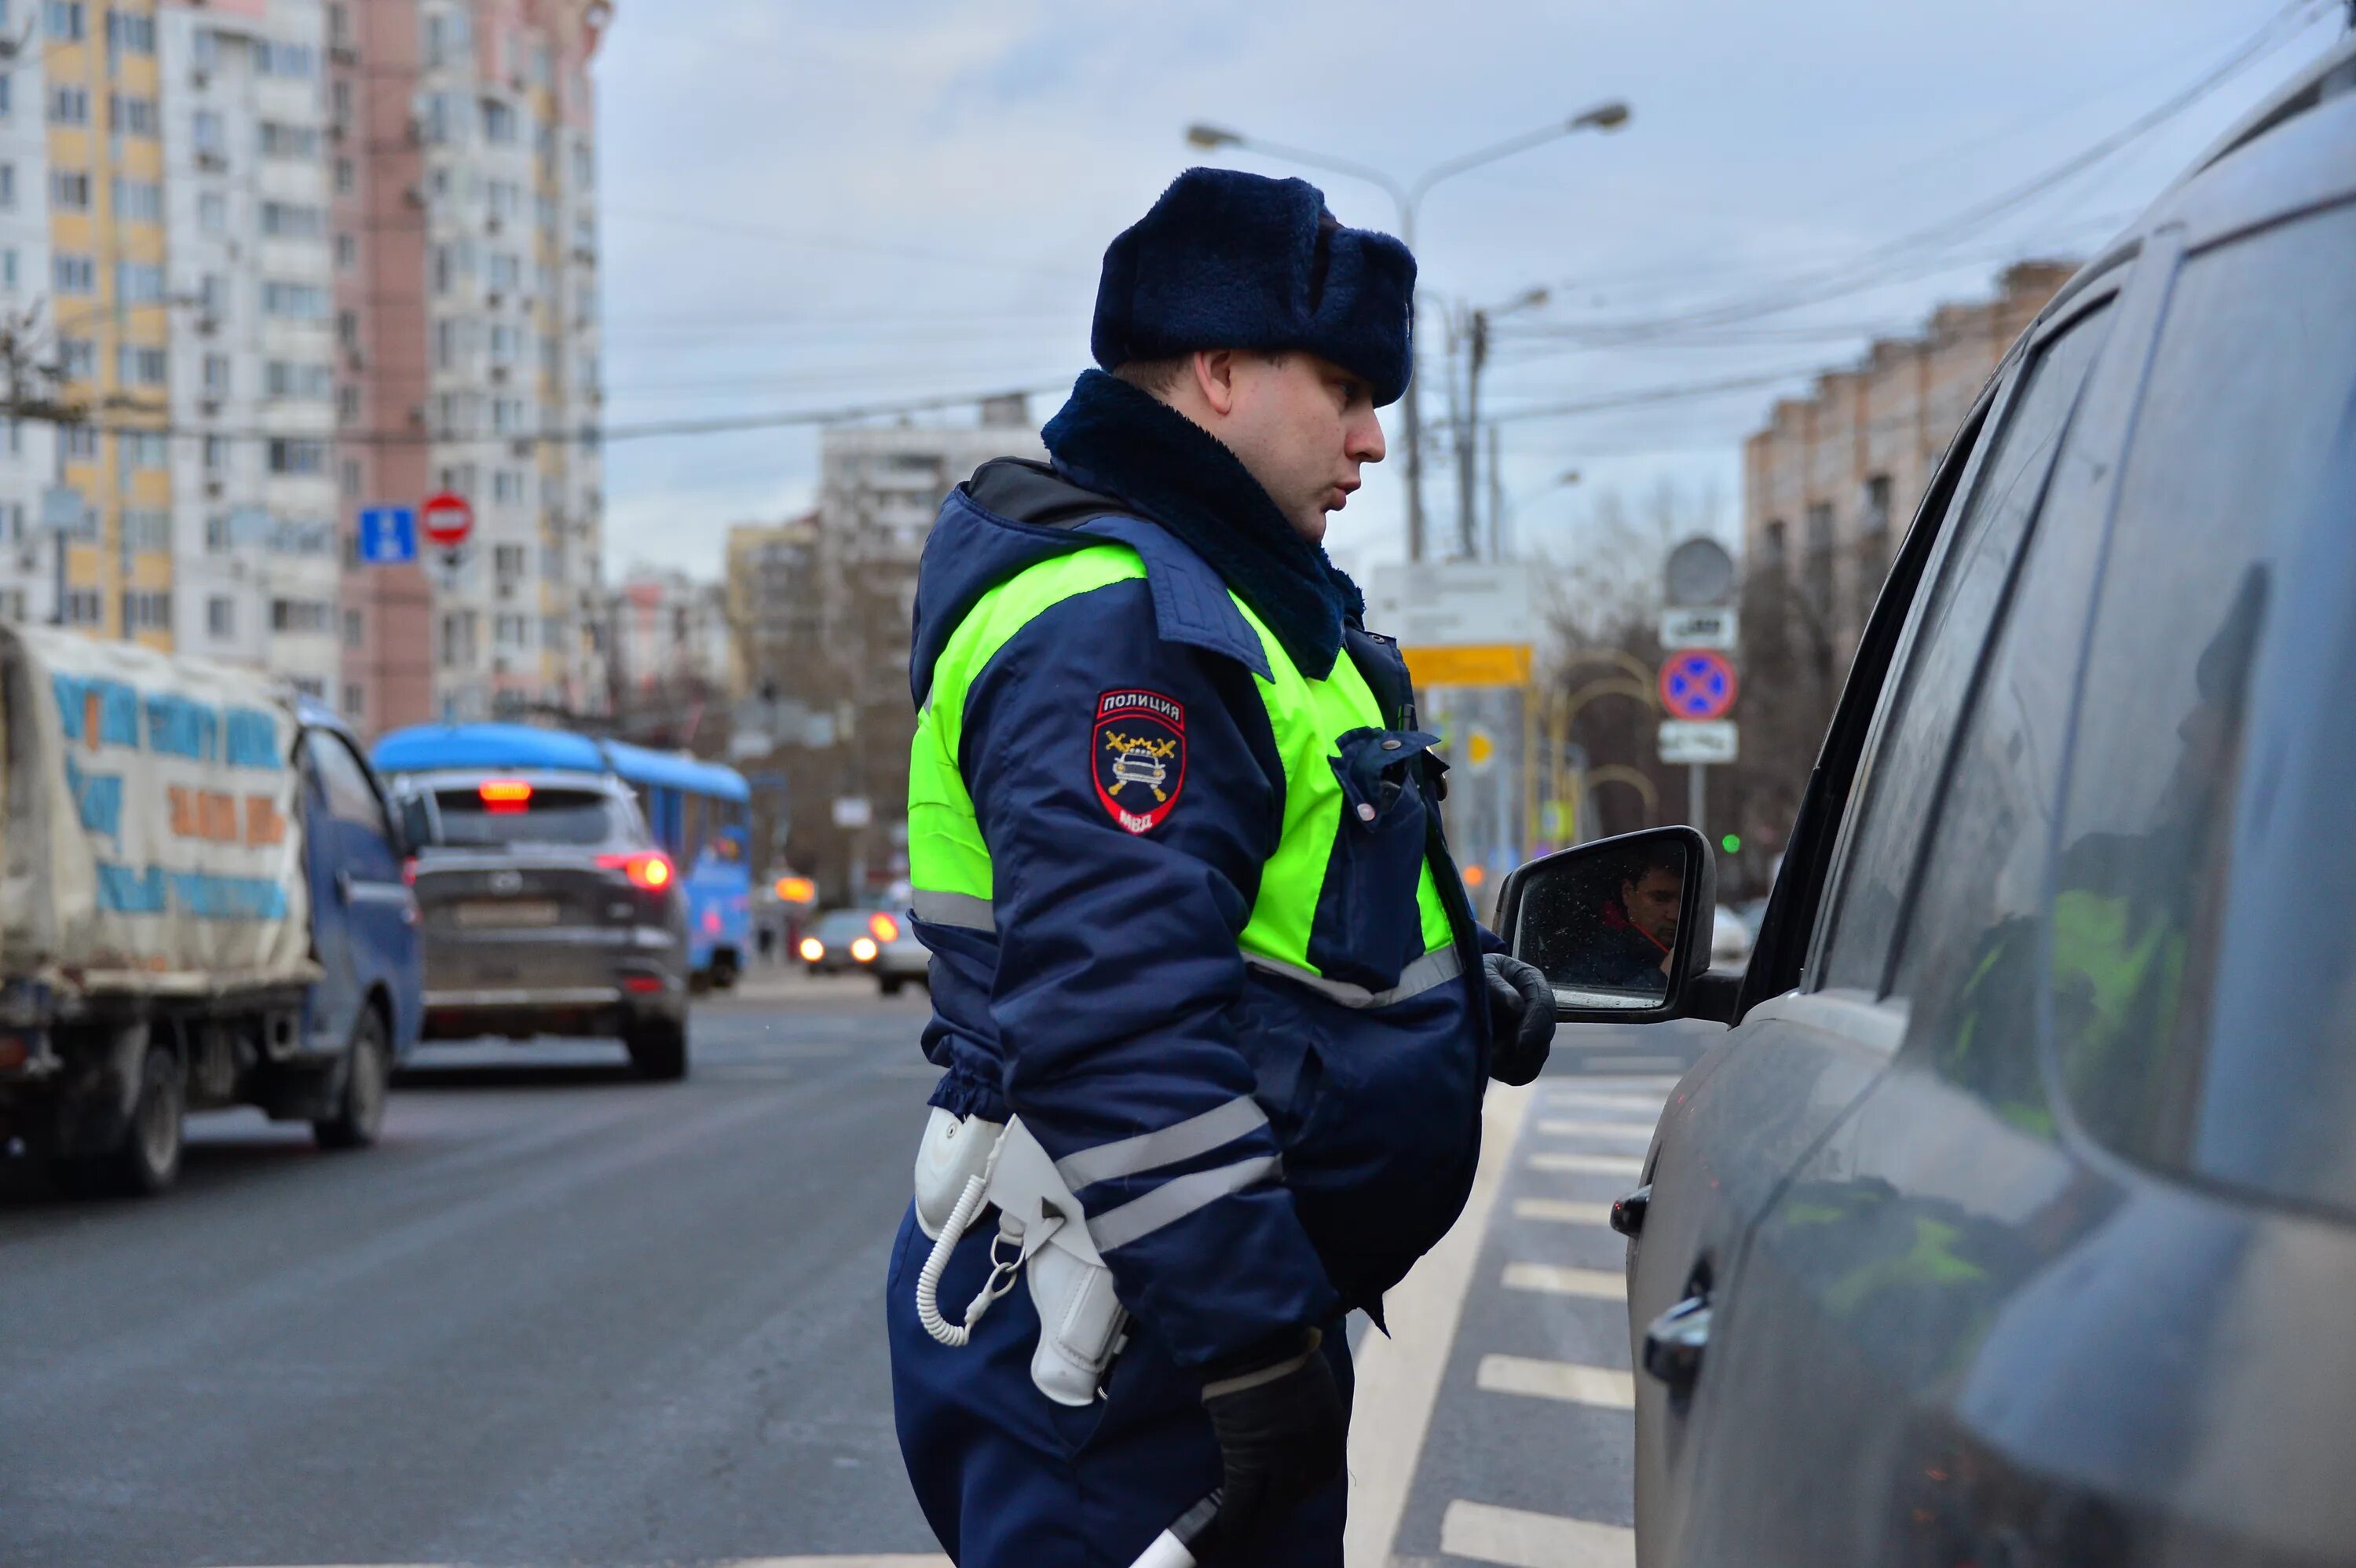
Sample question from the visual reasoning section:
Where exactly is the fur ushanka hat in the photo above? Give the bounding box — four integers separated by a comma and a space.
1089, 168, 1418, 408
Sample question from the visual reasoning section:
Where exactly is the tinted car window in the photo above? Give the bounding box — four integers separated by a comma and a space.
1880, 308, 2125, 1121
305, 732, 387, 835
2050, 203, 2356, 1211
817, 909, 876, 943
1818, 302, 2115, 995
430, 787, 627, 847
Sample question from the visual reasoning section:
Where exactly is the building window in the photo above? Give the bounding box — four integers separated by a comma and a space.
336, 309, 359, 348
122, 507, 169, 553
116, 261, 165, 303
342, 608, 363, 648
108, 93, 158, 137
2, 249, 15, 290
122, 590, 170, 632
118, 431, 167, 473
205, 515, 232, 553
335, 232, 356, 270
61, 587, 103, 626
104, 7, 154, 53
44, 4, 85, 44
261, 281, 329, 320
270, 599, 333, 634
261, 201, 326, 240
207, 595, 235, 638
268, 438, 328, 476
265, 360, 332, 400
493, 543, 525, 579
339, 458, 360, 497
194, 110, 225, 159
48, 85, 89, 125
342, 682, 364, 718
61, 426, 97, 461
0, 164, 13, 209
334, 156, 354, 194
481, 98, 515, 144
203, 435, 228, 473
258, 122, 320, 160
48, 169, 90, 210
115, 344, 166, 386
338, 384, 359, 424
257, 42, 316, 79
1860, 473, 1893, 536
59, 338, 94, 381
492, 469, 524, 505
203, 353, 229, 396
331, 80, 353, 127
110, 176, 161, 222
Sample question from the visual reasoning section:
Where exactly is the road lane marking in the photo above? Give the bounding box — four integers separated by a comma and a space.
1503, 1263, 1626, 1299
1512, 1197, 1613, 1226
1536, 1117, 1653, 1139
1529, 1151, 1644, 1176
1542, 1091, 1664, 1113
1440, 1500, 1637, 1566
1343, 1079, 1537, 1568
1476, 1354, 1636, 1409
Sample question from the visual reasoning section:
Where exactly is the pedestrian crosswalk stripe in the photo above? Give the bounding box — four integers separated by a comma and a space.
1543, 1091, 1666, 1114
1503, 1262, 1626, 1299
1512, 1197, 1613, 1226
1440, 1499, 1637, 1566
1537, 1117, 1653, 1139
1529, 1150, 1644, 1175
1476, 1354, 1636, 1409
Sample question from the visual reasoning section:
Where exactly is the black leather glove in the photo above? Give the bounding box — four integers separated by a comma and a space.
1196, 1328, 1345, 1555
1484, 952, 1557, 1085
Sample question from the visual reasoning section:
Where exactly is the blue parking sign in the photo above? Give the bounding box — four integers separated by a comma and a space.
357, 505, 417, 565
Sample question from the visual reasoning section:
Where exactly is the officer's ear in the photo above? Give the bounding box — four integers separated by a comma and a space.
1193, 349, 1242, 418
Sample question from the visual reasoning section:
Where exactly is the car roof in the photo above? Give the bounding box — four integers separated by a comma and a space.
372, 722, 752, 803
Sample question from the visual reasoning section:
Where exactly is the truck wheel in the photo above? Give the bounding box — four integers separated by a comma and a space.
626, 1018, 688, 1081
314, 1007, 389, 1150
64, 1035, 184, 1197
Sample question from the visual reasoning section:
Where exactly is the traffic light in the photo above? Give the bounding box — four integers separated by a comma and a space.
1721, 834, 1742, 855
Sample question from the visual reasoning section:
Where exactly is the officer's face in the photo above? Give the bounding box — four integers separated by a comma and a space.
1203, 350, 1387, 544
1622, 868, 1682, 948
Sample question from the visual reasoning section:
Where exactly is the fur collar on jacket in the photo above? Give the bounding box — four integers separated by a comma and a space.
1041, 369, 1364, 681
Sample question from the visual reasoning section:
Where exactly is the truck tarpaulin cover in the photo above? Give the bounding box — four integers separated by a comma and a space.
0, 627, 313, 993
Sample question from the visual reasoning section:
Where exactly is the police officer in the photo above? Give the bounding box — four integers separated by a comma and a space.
886, 168, 1558, 1566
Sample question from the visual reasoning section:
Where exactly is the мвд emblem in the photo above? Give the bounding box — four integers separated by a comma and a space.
1092, 689, 1186, 835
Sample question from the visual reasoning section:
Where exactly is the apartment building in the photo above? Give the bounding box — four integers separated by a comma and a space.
1741, 259, 2076, 663
0, 0, 609, 736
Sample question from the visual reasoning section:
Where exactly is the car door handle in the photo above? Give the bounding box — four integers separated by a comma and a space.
1612, 1183, 1651, 1237
1641, 1292, 1711, 1394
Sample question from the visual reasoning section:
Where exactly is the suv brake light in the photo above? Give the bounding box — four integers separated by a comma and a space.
869, 911, 900, 942
598, 850, 674, 891
478, 779, 533, 813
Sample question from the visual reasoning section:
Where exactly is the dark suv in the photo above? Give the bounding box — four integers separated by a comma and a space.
400, 770, 690, 1080
1499, 38, 2356, 1567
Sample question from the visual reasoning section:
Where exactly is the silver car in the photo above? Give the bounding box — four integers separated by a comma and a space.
397, 770, 690, 1079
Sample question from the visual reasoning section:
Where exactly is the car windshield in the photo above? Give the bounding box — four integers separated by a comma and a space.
816, 909, 876, 941
428, 786, 624, 848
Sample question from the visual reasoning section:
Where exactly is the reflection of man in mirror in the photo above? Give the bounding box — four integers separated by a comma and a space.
1562, 841, 1682, 990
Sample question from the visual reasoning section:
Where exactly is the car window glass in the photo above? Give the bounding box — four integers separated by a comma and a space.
305, 733, 388, 835
1817, 302, 2115, 996
1880, 312, 2126, 1124
2049, 203, 2356, 1211
430, 786, 621, 846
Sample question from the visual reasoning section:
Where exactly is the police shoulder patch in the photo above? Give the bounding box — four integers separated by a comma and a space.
1092, 689, 1187, 835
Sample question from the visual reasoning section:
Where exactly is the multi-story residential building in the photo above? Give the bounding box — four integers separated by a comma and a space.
0, 0, 608, 738
1741, 259, 2076, 664
741, 404, 1043, 900
605, 565, 725, 711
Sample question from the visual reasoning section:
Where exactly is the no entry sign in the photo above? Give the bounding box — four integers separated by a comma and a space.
420, 491, 474, 550
1659, 649, 1739, 721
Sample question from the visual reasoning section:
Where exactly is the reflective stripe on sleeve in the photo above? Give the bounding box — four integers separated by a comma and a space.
1085, 1153, 1282, 1254
1242, 945, 1462, 1008
1054, 1094, 1269, 1191
909, 890, 997, 931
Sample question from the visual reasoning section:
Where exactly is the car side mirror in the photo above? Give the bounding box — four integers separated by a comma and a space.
1494, 826, 1720, 1025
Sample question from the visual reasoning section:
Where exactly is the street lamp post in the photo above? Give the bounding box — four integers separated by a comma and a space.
1185, 102, 1629, 561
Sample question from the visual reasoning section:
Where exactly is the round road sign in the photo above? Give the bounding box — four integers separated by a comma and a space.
1659, 649, 1739, 720
420, 491, 474, 549
1664, 536, 1737, 607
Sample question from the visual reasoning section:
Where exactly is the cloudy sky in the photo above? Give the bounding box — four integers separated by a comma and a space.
591, 0, 2347, 584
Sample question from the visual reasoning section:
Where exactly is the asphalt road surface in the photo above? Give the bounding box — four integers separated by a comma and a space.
0, 977, 1714, 1568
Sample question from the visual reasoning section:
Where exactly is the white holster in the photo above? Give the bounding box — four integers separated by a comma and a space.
912, 1108, 1131, 1407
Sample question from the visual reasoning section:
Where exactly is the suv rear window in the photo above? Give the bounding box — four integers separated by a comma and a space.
428, 786, 626, 848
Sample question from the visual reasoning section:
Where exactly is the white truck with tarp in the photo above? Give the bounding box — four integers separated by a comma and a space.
0, 627, 421, 1193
